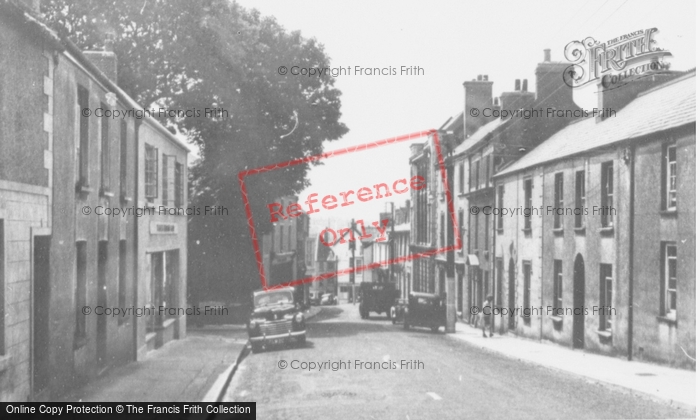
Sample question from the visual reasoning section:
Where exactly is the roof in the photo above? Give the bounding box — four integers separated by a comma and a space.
496, 72, 696, 177
453, 117, 506, 156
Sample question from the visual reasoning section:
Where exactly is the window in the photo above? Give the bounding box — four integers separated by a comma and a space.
484, 213, 489, 253
145, 144, 158, 200
77, 86, 90, 188
601, 162, 613, 227
120, 120, 127, 197
485, 156, 491, 186
575, 170, 585, 228
174, 162, 184, 208
440, 213, 445, 248
459, 163, 465, 194
497, 184, 504, 231
416, 160, 429, 244
554, 173, 564, 229
118, 240, 127, 324
496, 258, 503, 307
100, 102, 110, 192
524, 178, 533, 230
162, 154, 169, 206
280, 223, 284, 252
288, 225, 292, 250
662, 145, 677, 211
473, 212, 479, 250
523, 261, 531, 320
661, 243, 677, 319
599, 264, 613, 331
553, 259, 563, 312
75, 241, 87, 344
474, 159, 480, 190
458, 209, 464, 251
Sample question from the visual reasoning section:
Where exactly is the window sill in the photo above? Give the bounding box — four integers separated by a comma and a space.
496, 228, 504, 235
598, 227, 614, 236
596, 330, 612, 338
656, 315, 677, 326
522, 228, 532, 236
659, 209, 677, 217
100, 189, 115, 198
0, 354, 12, 373
574, 227, 586, 235
74, 336, 87, 350
549, 315, 563, 323
75, 183, 93, 195
121, 195, 133, 204
520, 315, 531, 325
552, 227, 564, 236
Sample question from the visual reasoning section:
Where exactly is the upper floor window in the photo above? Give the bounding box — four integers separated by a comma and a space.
554, 173, 564, 229
440, 212, 445, 248
120, 120, 128, 197
474, 159, 480, 190
100, 102, 111, 192
601, 162, 614, 228
459, 163, 465, 194
497, 184, 504, 231
661, 242, 677, 319
553, 259, 563, 312
175, 162, 184, 208
162, 155, 169, 206
523, 178, 533, 230
458, 209, 464, 251
575, 170, 585, 228
77, 85, 90, 188
662, 144, 677, 211
485, 155, 491, 187
522, 261, 531, 320
145, 144, 158, 201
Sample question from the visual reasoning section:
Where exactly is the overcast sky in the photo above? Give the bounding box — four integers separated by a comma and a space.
235, 0, 696, 229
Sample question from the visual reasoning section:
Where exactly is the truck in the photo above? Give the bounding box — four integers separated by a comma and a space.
359, 282, 398, 319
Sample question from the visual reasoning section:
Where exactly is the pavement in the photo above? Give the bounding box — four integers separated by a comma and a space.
451, 319, 696, 410
61, 305, 323, 403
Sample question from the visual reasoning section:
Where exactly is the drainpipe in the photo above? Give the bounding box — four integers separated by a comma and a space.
491, 180, 496, 336
132, 119, 141, 361
540, 167, 544, 341
627, 146, 635, 361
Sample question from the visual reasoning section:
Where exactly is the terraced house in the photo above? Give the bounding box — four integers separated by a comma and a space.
493, 70, 695, 368
0, 0, 188, 401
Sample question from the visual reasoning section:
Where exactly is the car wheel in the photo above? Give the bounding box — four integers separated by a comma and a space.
403, 321, 410, 330
251, 343, 262, 354
386, 311, 392, 320
431, 325, 439, 333
296, 335, 306, 346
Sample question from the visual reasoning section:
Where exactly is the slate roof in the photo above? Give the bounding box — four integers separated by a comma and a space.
496, 71, 696, 177
452, 117, 506, 157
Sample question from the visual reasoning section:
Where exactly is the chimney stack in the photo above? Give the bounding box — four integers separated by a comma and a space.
522, 79, 528, 92
535, 48, 573, 108
463, 74, 494, 135
544, 49, 551, 62
515, 79, 521, 91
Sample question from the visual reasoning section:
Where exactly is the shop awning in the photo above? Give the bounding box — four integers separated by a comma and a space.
466, 254, 480, 266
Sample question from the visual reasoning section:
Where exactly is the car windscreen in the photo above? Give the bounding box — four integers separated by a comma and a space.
254, 291, 293, 307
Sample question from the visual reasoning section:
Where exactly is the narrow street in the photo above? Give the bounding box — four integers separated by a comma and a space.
223, 305, 692, 419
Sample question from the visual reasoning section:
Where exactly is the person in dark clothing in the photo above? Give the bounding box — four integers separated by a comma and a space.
481, 295, 494, 337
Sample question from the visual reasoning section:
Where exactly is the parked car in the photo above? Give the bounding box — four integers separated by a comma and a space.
309, 290, 322, 306
402, 292, 446, 333
247, 287, 306, 353
390, 297, 408, 324
359, 282, 398, 319
320, 293, 338, 305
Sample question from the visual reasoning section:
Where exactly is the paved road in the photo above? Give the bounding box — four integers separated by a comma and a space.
223, 304, 693, 419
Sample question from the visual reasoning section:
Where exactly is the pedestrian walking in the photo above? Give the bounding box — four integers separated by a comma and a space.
481, 295, 493, 338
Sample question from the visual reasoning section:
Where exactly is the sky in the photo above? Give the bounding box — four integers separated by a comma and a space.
234, 0, 696, 230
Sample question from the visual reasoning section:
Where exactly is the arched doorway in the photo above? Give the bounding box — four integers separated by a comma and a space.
508, 258, 515, 330
573, 254, 585, 349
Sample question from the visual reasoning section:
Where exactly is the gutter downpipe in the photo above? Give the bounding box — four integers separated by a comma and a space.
627, 145, 635, 361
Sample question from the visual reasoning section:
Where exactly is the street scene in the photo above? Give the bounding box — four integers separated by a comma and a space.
0, 0, 696, 419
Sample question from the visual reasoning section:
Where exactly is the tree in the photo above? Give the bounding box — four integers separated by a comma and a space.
42, 0, 348, 300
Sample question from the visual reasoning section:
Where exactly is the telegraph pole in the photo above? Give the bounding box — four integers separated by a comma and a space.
350, 219, 356, 304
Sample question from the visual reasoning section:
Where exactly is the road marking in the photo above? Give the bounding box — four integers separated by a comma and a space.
426, 392, 442, 400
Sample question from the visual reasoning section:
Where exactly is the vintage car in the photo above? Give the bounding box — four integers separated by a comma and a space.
320, 293, 338, 305
247, 287, 306, 353
308, 290, 322, 306
390, 297, 408, 324
359, 282, 398, 319
402, 292, 446, 333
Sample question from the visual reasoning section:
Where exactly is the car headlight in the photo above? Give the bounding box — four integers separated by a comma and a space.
294, 313, 304, 323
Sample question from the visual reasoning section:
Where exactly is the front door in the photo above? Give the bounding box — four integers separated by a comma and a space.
32, 235, 51, 398
97, 241, 108, 370
573, 254, 585, 349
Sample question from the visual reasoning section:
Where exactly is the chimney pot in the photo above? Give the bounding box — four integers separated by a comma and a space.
483, 75, 489, 81
477, 75, 483, 81
544, 49, 551, 62
522, 79, 528, 92
515, 79, 521, 91
494, 97, 499, 106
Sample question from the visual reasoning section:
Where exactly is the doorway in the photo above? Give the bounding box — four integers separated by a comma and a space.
97, 241, 108, 371
508, 258, 515, 330
573, 254, 585, 349
32, 235, 51, 397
